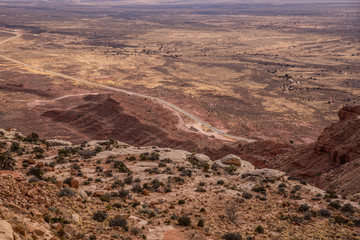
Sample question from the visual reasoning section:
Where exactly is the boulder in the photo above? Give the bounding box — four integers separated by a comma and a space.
93, 191, 105, 197
78, 191, 88, 200
214, 156, 255, 172
0, 220, 14, 240
246, 168, 285, 181
220, 154, 242, 166
69, 179, 79, 189
191, 154, 211, 164
70, 214, 82, 225
338, 106, 360, 121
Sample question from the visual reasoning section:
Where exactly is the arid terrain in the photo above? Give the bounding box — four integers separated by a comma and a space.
0, 1, 360, 239
0, 128, 359, 240
0, 0, 359, 145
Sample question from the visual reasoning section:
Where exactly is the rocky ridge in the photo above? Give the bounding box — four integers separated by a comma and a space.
0, 128, 359, 240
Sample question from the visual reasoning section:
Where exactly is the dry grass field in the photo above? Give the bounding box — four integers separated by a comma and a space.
0, 0, 359, 145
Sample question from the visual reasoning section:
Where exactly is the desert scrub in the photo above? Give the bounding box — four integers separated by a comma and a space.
0, 153, 15, 170
318, 209, 331, 218
255, 225, 264, 233
92, 211, 108, 222
341, 203, 355, 213
217, 180, 225, 185
114, 161, 130, 173
222, 232, 242, 240
24, 132, 39, 142
58, 188, 75, 197
27, 167, 43, 179
140, 152, 160, 161
251, 185, 266, 194
10, 142, 20, 152
197, 219, 204, 227
297, 204, 310, 212
178, 215, 191, 226
109, 216, 128, 230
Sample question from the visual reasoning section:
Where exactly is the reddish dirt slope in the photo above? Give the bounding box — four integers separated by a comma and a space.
238, 105, 360, 196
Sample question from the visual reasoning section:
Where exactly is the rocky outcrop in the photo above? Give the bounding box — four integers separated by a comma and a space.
0, 220, 14, 240
246, 168, 286, 182
338, 105, 360, 121
240, 105, 360, 195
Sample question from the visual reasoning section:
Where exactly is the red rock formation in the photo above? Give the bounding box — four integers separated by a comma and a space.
237, 105, 360, 195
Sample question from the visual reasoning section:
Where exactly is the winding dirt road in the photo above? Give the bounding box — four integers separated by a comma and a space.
0, 29, 255, 142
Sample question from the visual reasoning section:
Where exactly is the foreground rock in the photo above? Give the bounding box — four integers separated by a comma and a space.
0, 220, 14, 240
0, 128, 359, 240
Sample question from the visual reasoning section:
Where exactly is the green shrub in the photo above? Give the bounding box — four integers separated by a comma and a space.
58, 188, 75, 197
341, 203, 355, 213
222, 233, 242, 240
10, 142, 20, 152
114, 161, 130, 173
92, 211, 108, 222
109, 216, 128, 229
298, 204, 310, 212
255, 225, 264, 233
0, 153, 15, 170
334, 215, 349, 225
100, 193, 111, 202
178, 215, 191, 226
24, 133, 39, 142
27, 167, 43, 179
197, 219, 204, 227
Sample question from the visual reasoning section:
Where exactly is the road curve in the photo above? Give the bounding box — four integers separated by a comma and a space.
0, 30, 256, 142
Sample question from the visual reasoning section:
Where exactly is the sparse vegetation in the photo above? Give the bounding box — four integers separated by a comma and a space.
178, 215, 191, 226
92, 211, 108, 222
0, 153, 15, 170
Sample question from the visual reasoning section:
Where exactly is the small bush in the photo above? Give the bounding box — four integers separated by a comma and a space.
341, 203, 355, 213
178, 215, 191, 226
114, 161, 130, 173
24, 133, 39, 142
298, 204, 310, 212
329, 201, 342, 210
222, 232, 242, 240
217, 180, 225, 185
255, 225, 264, 233
109, 216, 128, 229
334, 215, 349, 225
202, 163, 210, 172
132, 183, 143, 193
225, 165, 237, 175
118, 189, 130, 199
252, 186, 266, 194
178, 199, 185, 205
326, 190, 338, 199
242, 192, 253, 199
0, 153, 15, 170
140, 152, 160, 161
27, 167, 43, 179
10, 142, 20, 152
124, 175, 133, 184
318, 209, 331, 218
58, 188, 75, 197
197, 219, 204, 227
100, 193, 111, 202
92, 211, 108, 222
225, 202, 238, 222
